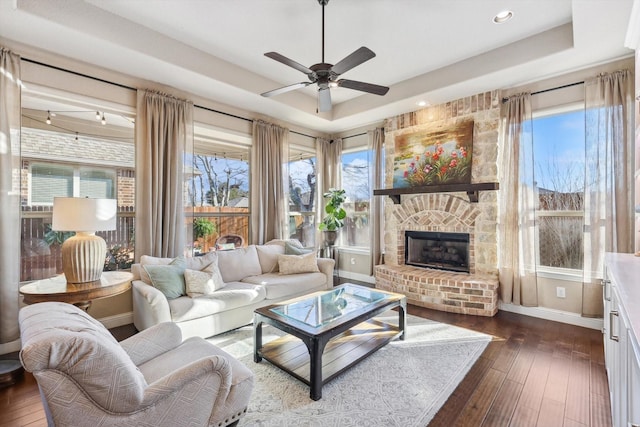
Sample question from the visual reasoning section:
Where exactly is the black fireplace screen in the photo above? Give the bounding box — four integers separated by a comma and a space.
404, 231, 470, 273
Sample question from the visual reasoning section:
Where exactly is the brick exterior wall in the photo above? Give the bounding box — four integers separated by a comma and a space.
375, 91, 500, 316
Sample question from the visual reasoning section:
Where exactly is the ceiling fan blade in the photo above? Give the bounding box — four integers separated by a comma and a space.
318, 88, 332, 112
331, 47, 376, 76
264, 52, 314, 75
261, 82, 311, 98
338, 79, 389, 96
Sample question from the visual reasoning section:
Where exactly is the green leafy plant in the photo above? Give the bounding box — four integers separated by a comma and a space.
43, 224, 74, 246
318, 188, 347, 231
193, 217, 216, 240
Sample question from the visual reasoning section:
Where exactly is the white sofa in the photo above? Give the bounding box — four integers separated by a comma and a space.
132, 240, 335, 339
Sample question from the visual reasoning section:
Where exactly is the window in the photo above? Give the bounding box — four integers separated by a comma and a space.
288, 153, 317, 248
532, 108, 585, 273
20, 102, 135, 281
30, 163, 116, 205
339, 148, 372, 248
187, 126, 250, 254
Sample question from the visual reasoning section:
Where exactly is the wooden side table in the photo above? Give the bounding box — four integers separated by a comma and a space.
20, 271, 133, 311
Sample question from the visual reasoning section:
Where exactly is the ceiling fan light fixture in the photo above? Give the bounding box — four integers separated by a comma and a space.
493, 10, 513, 24
328, 81, 339, 88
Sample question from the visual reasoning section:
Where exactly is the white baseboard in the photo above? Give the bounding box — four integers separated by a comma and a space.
97, 311, 134, 329
499, 302, 603, 330
337, 271, 375, 284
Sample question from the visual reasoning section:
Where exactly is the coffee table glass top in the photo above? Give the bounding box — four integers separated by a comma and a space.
269, 284, 390, 327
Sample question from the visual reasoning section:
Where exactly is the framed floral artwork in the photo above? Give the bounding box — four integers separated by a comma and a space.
392, 120, 474, 188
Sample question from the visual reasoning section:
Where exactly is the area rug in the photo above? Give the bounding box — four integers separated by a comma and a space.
208, 313, 491, 427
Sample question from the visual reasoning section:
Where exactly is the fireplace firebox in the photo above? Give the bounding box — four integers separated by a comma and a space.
404, 231, 470, 273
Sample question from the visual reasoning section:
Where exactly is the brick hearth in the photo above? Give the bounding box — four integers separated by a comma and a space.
375, 264, 498, 316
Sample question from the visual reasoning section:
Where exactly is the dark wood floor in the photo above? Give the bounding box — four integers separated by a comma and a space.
0, 307, 611, 427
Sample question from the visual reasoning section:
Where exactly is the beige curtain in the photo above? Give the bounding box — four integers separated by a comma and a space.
498, 93, 538, 306
315, 137, 342, 246
0, 47, 22, 343
582, 69, 634, 317
250, 120, 289, 244
368, 128, 385, 274
135, 90, 193, 259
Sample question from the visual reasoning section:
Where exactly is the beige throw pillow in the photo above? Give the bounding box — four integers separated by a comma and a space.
278, 252, 320, 275
184, 261, 225, 297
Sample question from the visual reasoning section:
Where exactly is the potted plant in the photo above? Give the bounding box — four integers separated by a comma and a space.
318, 188, 347, 246
193, 217, 216, 253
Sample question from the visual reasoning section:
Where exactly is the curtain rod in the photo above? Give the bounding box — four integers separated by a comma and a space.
502, 80, 584, 103
22, 57, 318, 139
341, 132, 367, 140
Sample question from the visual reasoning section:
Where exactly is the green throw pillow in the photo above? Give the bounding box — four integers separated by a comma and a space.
143, 257, 187, 299
284, 241, 312, 255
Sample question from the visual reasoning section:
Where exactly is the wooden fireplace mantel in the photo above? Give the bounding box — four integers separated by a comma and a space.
373, 182, 499, 204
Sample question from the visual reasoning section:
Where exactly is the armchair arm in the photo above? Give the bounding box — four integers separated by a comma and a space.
120, 322, 183, 366
317, 257, 335, 289
132, 280, 172, 331
141, 355, 232, 413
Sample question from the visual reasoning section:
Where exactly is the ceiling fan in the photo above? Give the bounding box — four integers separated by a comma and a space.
260, 0, 389, 112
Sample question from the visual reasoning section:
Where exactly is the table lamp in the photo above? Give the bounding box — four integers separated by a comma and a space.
52, 197, 117, 283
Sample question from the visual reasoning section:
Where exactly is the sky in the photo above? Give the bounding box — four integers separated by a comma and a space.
532, 110, 585, 193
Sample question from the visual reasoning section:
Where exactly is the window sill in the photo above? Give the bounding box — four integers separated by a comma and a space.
536, 268, 583, 282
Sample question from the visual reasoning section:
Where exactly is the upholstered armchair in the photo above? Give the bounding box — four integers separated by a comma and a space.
19, 302, 254, 427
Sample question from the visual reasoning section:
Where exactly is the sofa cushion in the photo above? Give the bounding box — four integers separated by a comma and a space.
256, 244, 285, 273
278, 252, 320, 275
138, 336, 254, 389
241, 273, 327, 300
168, 282, 266, 322
284, 241, 313, 255
185, 251, 218, 270
216, 245, 262, 282
144, 257, 187, 299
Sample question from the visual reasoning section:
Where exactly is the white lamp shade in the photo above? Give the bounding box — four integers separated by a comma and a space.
52, 197, 117, 232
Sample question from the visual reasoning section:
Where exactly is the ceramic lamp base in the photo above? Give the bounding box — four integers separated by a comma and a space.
61, 232, 106, 283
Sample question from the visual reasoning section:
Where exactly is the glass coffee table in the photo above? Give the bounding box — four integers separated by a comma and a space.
253, 283, 406, 400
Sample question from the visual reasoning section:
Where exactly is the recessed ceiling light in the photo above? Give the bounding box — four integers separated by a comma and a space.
416, 100, 428, 107
493, 10, 513, 24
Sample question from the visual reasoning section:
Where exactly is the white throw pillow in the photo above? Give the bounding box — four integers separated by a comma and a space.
278, 252, 320, 275
256, 244, 285, 273
184, 262, 225, 297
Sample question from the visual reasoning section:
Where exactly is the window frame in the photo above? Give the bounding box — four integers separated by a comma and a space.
28, 161, 117, 206
531, 103, 585, 279
339, 146, 374, 251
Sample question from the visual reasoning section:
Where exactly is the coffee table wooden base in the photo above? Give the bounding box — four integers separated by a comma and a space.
256, 318, 401, 400
254, 306, 405, 401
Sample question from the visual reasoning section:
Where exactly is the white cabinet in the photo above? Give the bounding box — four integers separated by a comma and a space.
604, 253, 640, 427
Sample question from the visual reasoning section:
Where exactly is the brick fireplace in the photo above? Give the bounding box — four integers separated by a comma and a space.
374, 91, 500, 316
